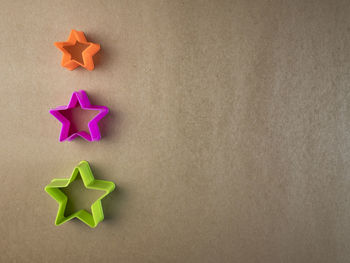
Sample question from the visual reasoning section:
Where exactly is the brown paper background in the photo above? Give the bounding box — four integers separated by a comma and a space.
1, 0, 350, 262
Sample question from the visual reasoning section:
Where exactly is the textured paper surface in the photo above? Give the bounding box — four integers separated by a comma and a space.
1, 0, 350, 262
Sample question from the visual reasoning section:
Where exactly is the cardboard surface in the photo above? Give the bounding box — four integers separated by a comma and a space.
1, 0, 350, 262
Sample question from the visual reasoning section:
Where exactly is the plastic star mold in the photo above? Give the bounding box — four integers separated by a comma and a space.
45, 161, 115, 228
50, 90, 109, 142
55, 29, 100, 71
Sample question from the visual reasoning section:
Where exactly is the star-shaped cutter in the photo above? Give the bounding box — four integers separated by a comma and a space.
50, 90, 109, 142
54, 29, 100, 71
45, 160, 115, 228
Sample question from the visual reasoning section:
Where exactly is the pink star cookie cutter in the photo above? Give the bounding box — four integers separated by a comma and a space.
50, 90, 109, 142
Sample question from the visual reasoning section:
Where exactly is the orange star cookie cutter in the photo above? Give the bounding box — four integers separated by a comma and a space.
55, 29, 100, 71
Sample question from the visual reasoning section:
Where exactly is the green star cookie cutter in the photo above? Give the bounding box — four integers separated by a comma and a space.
45, 160, 115, 228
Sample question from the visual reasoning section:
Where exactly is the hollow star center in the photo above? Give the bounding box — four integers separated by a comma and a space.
60, 173, 105, 216
59, 106, 99, 136
63, 41, 89, 64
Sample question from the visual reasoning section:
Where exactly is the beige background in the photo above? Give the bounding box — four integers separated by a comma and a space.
1, 0, 350, 262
